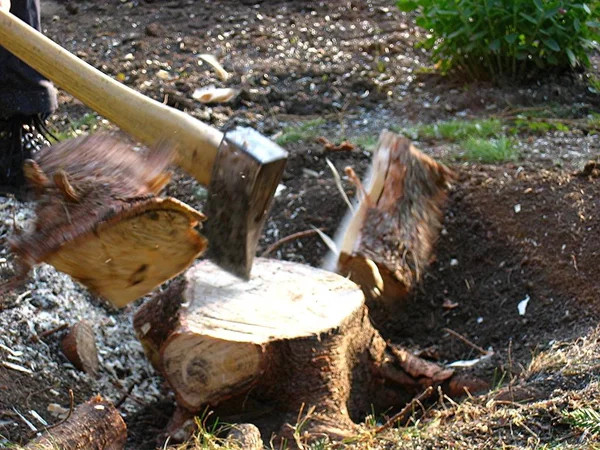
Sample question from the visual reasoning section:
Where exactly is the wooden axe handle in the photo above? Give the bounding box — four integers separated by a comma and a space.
0, 9, 222, 185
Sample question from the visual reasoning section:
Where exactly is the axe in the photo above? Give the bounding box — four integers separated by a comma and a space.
0, 9, 287, 279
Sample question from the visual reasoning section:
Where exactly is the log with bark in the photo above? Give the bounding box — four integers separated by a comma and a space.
6, 133, 207, 308
24, 395, 126, 450
324, 131, 454, 307
134, 258, 486, 441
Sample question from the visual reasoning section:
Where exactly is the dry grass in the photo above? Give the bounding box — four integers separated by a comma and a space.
170, 327, 600, 450
376, 326, 600, 450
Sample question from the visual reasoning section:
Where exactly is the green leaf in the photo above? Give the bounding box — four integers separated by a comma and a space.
489, 39, 501, 51
566, 48, 577, 66
516, 51, 529, 60
469, 30, 488, 41
543, 38, 560, 51
544, 7, 560, 19
533, 0, 544, 11
504, 33, 518, 44
586, 21, 600, 29
396, 0, 419, 12
519, 12, 538, 24
447, 28, 466, 39
574, 19, 581, 32
436, 9, 461, 16
583, 4, 591, 15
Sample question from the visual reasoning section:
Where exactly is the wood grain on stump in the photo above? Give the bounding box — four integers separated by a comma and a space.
135, 258, 386, 436
135, 258, 485, 441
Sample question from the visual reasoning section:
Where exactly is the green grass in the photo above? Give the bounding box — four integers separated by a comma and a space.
509, 119, 570, 134
52, 113, 102, 141
462, 136, 518, 163
400, 119, 504, 142
352, 135, 378, 151
275, 119, 326, 146
564, 408, 600, 436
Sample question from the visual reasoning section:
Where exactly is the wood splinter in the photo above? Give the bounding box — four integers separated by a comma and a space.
325, 131, 454, 307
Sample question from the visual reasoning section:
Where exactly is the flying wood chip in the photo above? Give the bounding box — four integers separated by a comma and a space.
9, 133, 207, 308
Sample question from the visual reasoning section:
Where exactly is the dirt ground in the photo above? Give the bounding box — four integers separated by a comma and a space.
1, 0, 600, 449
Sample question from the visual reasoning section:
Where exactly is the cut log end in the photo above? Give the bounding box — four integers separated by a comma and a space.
62, 320, 99, 377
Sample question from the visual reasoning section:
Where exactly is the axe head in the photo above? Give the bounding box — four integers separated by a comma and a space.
204, 127, 288, 279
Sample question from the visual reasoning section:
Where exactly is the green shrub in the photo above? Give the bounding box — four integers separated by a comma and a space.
397, 0, 600, 80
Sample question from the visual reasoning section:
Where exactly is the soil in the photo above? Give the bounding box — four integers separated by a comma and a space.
1, 0, 599, 449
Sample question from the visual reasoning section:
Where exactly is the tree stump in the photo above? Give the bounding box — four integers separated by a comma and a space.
24, 395, 126, 450
324, 131, 454, 307
134, 258, 483, 440
6, 133, 207, 307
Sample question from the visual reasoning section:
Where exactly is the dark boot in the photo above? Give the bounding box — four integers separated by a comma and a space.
0, 115, 53, 200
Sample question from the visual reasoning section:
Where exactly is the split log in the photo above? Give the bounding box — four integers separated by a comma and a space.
25, 395, 126, 450
62, 321, 99, 377
7, 133, 207, 307
134, 258, 484, 440
324, 131, 454, 307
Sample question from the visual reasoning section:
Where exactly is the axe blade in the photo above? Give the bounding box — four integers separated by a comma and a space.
204, 127, 288, 279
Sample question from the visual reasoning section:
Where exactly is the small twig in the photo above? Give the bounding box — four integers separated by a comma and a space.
374, 386, 434, 434
114, 382, 136, 409
260, 228, 325, 257
109, 379, 158, 410
497, 106, 547, 117
344, 166, 372, 207
37, 323, 69, 340
325, 158, 354, 212
44, 389, 74, 431
443, 327, 491, 356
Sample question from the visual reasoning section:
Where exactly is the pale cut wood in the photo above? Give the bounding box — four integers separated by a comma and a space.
325, 131, 454, 306
0, 9, 222, 185
45, 199, 207, 307
24, 395, 126, 450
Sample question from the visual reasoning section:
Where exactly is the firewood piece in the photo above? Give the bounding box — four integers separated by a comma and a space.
226, 424, 263, 450
24, 395, 126, 450
134, 258, 387, 436
135, 258, 488, 441
7, 133, 207, 307
62, 321, 99, 377
325, 131, 454, 306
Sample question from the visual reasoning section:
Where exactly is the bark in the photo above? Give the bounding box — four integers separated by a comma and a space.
7, 133, 207, 307
135, 258, 484, 441
24, 395, 126, 450
325, 131, 454, 307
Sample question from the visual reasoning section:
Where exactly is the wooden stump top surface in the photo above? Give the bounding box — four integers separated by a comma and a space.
180, 258, 364, 343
